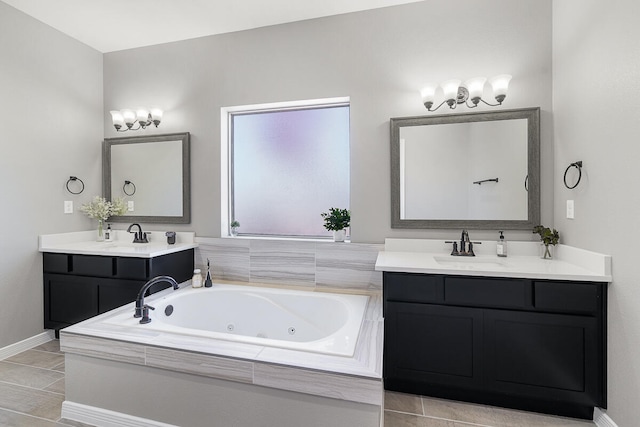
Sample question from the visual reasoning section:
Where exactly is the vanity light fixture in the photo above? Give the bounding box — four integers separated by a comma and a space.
110, 107, 163, 132
420, 75, 512, 112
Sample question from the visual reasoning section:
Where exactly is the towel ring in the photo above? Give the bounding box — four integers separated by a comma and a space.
524, 175, 529, 192
563, 161, 583, 189
123, 180, 136, 196
65, 176, 84, 195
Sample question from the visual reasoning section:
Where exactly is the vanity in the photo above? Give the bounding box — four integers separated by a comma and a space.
376, 238, 611, 420
39, 231, 197, 332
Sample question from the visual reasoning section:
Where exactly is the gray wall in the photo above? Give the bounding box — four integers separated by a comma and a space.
553, 0, 640, 424
102, 0, 553, 243
0, 2, 103, 347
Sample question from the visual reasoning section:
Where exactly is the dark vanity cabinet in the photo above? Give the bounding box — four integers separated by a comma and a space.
383, 272, 607, 419
43, 249, 194, 331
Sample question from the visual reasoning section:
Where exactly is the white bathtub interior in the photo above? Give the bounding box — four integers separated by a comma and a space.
103, 284, 369, 357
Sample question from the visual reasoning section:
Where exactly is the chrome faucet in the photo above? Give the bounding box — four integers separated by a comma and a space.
126, 223, 148, 243
134, 275, 179, 320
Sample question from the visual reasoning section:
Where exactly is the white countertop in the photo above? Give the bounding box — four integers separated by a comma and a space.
39, 230, 198, 258
375, 238, 612, 282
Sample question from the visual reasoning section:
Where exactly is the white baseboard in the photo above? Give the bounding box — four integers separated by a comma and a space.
62, 401, 179, 427
0, 330, 56, 360
594, 407, 619, 427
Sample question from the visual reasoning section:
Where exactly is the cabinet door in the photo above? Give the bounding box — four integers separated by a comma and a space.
44, 274, 99, 329
484, 309, 602, 406
385, 302, 483, 390
98, 279, 143, 313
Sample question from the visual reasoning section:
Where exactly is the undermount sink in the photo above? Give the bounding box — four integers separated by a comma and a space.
433, 256, 507, 269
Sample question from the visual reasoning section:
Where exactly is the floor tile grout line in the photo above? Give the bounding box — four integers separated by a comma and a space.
0, 359, 64, 372
384, 408, 495, 427
0, 405, 64, 424
1, 358, 65, 372
0, 378, 66, 398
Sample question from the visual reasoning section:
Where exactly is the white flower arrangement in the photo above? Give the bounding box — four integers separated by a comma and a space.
81, 196, 127, 221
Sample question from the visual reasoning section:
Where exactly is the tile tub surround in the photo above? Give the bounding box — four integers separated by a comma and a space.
39, 230, 197, 258
59, 282, 383, 425
376, 238, 611, 282
195, 237, 383, 290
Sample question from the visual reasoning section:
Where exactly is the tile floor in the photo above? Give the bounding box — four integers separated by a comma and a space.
0, 340, 596, 427
384, 391, 596, 427
0, 340, 92, 426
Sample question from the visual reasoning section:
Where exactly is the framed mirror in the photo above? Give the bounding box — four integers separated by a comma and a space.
103, 132, 191, 224
391, 108, 539, 229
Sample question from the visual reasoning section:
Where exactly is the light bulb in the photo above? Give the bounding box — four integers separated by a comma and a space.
465, 77, 487, 105
150, 108, 163, 127
420, 85, 437, 110
110, 110, 124, 131
489, 74, 512, 104
441, 79, 461, 107
121, 109, 136, 128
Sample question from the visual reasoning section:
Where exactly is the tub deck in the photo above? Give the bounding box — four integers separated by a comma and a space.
60, 282, 383, 421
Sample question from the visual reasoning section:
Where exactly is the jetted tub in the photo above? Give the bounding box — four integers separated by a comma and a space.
105, 284, 369, 357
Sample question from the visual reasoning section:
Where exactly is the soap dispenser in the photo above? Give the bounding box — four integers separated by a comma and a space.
497, 231, 507, 257
105, 224, 113, 242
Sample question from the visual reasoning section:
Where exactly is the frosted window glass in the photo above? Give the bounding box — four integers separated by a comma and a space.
232, 105, 350, 237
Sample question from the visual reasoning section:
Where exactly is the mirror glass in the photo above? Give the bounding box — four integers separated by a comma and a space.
391, 108, 539, 229
103, 132, 191, 224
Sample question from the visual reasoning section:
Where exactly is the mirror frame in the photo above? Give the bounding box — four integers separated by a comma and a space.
390, 107, 540, 230
103, 132, 191, 224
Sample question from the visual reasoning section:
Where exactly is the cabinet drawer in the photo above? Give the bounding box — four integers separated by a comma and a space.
534, 281, 600, 314
445, 276, 529, 309
43, 253, 70, 273
116, 257, 149, 280
384, 272, 444, 304
71, 255, 113, 277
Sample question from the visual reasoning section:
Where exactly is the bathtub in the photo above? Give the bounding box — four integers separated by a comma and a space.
104, 283, 369, 357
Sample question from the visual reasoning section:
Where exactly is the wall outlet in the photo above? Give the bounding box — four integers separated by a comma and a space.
566, 200, 575, 219
64, 200, 73, 214
127, 200, 135, 212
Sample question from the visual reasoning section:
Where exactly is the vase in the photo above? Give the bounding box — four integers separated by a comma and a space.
333, 229, 346, 242
231, 227, 238, 237
540, 243, 554, 259
97, 220, 105, 242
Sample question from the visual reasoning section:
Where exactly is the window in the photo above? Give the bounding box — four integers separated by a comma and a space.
222, 98, 350, 238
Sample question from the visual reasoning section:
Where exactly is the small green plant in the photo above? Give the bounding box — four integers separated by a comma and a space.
230, 220, 240, 236
321, 208, 350, 231
533, 225, 559, 246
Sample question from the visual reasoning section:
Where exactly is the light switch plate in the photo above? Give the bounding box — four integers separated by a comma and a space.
64, 201, 73, 214
127, 200, 135, 212
566, 200, 574, 219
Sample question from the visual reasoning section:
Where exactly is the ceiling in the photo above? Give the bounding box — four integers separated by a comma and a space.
3, 0, 423, 53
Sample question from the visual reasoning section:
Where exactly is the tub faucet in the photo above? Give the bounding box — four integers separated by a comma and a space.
134, 276, 179, 318
127, 223, 148, 243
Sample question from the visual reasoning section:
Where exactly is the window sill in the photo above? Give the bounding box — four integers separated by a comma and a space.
220, 235, 351, 244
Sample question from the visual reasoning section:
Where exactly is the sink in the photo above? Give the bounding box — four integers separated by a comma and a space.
433, 256, 506, 269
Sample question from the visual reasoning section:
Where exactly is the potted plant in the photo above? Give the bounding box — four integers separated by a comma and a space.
81, 196, 127, 241
321, 208, 350, 242
230, 220, 240, 237
533, 225, 559, 259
